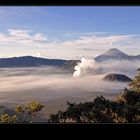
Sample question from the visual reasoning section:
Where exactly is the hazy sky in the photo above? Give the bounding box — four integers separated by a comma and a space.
0, 6, 140, 59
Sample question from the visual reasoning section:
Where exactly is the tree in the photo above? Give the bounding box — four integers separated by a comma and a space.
129, 71, 140, 92
48, 71, 140, 123
0, 101, 44, 123
48, 96, 118, 123
1, 71, 140, 123
116, 88, 140, 123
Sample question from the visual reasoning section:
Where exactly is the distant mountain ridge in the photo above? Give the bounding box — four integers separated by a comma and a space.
0, 56, 67, 67
94, 48, 140, 62
0, 48, 140, 68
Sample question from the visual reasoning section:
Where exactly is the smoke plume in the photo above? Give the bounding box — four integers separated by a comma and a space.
73, 58, 140, 78
73, 58, 101, 77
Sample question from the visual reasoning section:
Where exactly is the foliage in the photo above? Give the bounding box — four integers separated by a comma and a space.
0, 114, 18, 123
48, 90, 140, 123
129, 71, 140, 92
0, 101, 44, 123
116, 88, 140, 123
1, 71, 140, 123
48, 96, 115, 123
48, 73, 140, 123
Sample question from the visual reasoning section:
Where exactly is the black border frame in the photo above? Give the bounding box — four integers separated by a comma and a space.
0, 0, 139, 136
0, 0, 140, 6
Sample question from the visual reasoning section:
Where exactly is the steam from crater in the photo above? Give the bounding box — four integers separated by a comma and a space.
73, 58, 140, 78
73, 58, 101, 78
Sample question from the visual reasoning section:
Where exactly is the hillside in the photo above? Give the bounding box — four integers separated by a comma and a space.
103, 73, 132, 82
0, 56, 67, 68
95, 48, 140, 62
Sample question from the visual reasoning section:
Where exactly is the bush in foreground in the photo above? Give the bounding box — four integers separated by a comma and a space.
0, 101, 44, 123
48, 89, 140, 123
48, 72, 140, 123
0, 72, 140, 123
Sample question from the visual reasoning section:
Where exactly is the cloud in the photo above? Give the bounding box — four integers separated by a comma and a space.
0, 29, 140, 59
8, 29, 31, 37
0, 67, 127, 105
73, 58, 140, 78
0, 33, 8, 42
64, 32, 107, 37
40, 34, 140, 59
32, 33, 47, 41
7, 29, 48, 42
66, 34, 136, 47
36, 51, 41, 57
48, 34, 136, 51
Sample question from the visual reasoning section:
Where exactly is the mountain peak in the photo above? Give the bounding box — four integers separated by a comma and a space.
103, 48, 128, 57
95, 48, 129, 62
108, 48, 120, 51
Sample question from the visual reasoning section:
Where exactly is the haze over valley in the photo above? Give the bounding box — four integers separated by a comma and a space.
0, 48, 139, 120
0, 7, 140, 122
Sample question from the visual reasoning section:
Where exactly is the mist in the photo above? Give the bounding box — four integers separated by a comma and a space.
73, 58, 140, 79
0, 58, 139, 120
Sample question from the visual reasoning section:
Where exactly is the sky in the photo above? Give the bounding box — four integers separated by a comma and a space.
0, 6, 140, 59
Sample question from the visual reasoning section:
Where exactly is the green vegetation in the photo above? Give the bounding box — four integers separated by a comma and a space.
0, 101, 44, 123
48, 72, 140, 123
129, 72, 140, 92
0, 72, 140, 123
48, 89, 140, 123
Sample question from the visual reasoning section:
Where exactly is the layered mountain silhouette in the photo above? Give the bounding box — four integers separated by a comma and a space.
0, 56, 66, 67
103, 73, 132, 82
0, 48, 139, 68
94, 48, 140, 62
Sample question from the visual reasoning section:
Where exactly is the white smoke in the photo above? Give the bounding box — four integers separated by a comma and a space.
73, 58, 140, 78
36, 51, 41, 57
73, 58, 101, 77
